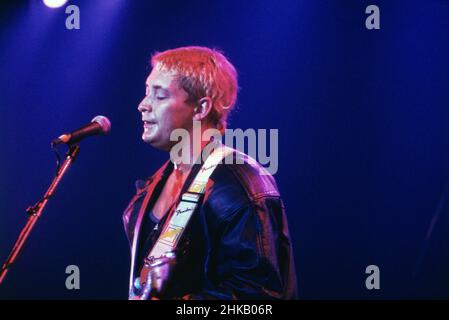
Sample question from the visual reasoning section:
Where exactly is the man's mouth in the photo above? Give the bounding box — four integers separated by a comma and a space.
143, 120, 156, 129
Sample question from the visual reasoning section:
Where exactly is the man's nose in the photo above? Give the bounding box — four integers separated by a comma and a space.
138, 99, 152, 113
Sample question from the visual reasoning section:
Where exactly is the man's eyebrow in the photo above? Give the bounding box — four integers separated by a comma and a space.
145, 84, 168, 92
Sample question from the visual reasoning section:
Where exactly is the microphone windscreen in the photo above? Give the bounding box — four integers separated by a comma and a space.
91, 115, 111, 134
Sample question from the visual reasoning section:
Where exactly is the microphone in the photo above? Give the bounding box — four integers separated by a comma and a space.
52, 115, 111, 146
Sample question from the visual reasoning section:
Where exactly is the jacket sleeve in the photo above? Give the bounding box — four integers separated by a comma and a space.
182, 196, 298, 300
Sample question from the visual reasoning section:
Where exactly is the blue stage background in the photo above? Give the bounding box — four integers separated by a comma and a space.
1, 0, 449, 299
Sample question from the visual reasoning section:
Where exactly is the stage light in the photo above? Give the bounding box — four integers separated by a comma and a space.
42, 0, 68, 9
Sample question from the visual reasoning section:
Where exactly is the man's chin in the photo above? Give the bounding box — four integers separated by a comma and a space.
142, 134, 170, 151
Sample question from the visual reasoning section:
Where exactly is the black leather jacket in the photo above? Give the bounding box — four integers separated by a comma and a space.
123, 149, 298, 299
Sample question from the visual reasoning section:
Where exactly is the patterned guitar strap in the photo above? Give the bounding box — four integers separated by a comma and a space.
136, 144, 234, 293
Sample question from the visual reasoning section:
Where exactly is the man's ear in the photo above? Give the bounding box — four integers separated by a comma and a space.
193, 97, 213, 121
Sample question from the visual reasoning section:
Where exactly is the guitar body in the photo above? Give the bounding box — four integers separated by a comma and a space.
129, 251, 177, 300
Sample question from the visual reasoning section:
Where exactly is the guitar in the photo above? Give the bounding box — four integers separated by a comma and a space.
129, 251, 177, 300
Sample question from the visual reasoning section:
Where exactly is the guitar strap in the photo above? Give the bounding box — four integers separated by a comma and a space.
142, 143, 233, 265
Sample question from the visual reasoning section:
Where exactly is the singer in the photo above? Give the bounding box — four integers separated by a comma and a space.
123, 46, 298, 299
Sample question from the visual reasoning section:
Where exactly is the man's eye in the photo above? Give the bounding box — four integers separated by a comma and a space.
156, 96, 166, 100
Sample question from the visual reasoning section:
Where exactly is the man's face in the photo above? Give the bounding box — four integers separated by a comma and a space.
138, 68, 195, 151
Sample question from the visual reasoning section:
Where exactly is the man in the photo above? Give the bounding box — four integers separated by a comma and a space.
123, 46, 297, 299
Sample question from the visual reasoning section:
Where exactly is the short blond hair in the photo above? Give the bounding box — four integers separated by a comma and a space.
151, 46, 238, 133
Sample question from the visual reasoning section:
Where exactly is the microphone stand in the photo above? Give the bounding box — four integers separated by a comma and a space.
0, 144, 80, 285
